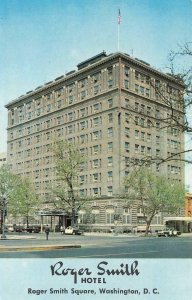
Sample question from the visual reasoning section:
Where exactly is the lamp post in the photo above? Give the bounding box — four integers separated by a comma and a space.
1, 195, 7, 240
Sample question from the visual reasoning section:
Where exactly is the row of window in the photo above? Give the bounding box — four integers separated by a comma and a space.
14, 156, 115, 170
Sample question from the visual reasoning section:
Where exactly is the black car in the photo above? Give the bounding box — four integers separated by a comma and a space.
25, 226, 41, 233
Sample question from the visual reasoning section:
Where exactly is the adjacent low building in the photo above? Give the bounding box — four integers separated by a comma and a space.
5, 51, 185, 231
0, 153, 7, 167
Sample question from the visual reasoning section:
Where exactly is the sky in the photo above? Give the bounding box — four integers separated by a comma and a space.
0, 0, 191, 189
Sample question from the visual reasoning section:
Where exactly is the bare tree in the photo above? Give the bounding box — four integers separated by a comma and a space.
124, 42, 192, 170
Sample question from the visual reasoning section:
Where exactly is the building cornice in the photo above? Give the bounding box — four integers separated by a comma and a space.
5, 51, 185, 109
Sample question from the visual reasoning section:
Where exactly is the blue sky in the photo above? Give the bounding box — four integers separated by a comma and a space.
0, 0, 191, 188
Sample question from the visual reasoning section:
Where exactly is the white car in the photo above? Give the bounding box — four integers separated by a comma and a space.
64, 226, 82, 235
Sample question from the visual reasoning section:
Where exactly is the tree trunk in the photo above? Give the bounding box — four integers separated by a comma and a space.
145, 222, 151, 236
26, 215, 29, 227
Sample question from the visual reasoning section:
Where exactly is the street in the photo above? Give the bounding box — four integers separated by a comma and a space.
0, 232, 192, 258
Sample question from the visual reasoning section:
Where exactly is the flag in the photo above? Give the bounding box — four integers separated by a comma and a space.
118, 9, 121, 25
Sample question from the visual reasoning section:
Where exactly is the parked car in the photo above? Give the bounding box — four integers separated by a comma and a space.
25, 226, 41, 233
7, 226, 14, 232
157, 228, 181, 237
64, 226, 82, 235
14, 225, 24, 232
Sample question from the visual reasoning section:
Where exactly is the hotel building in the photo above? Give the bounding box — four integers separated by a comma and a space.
5, 52, 185, 231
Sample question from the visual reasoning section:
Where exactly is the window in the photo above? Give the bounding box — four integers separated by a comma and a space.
108, 99, 113, 108
155, 109, 160, 118
125, 113, 129, 123
27, 127, 31, 134
135, 144, 139, 153
93, 188, 99, 197
91, 212, 100, 224
108, 142, 113, 152
156, 149, 160, 157
124, 80, 129, 89
123, 215, 131, 224
156, 164, 160, 172
147, 147, 151, 155
80, 108, 86, 117
93, 131, 100, 140
55, 88, 63, 98
68, 125, 73, 134
107, 171, 113, 181
135, 102, 139, 112
80, 121, 86, 130
107, 186, 113, 197
135, 116, 139, 125
68, 112, 74, 121
93, 173, 99, 182
108, 79, 113, 88
147, 119, 152, 128
93, 117, 100, 127
135, 84, 139, 93
94, 85, 99, 95
106, 212, 114, 224
156, 122, 160, 130
80, 134, 86, 144
108, 113, 113, 123
93, 103, 100, 112
36, 108, 41, 116
135, 71, 139, 80
125, 142, 129, 152
125, 99, 129, 108
140, 86, 145, 95
141, 104, 145, 113
124, 66, 129, 77
46, 120, 51, 128
79, 189, 86, 197
108, 127, 113, 138
140, 118, 145, 127
81, 91, 86, 100
27, 112, 32, 120
36, 135, 40, 143
79, 78, 87, 88
93, 145, 99, 154
141, 132, 145, 141
93, 159, 99, 168
125, 127, 130, 137
135, 130, 139, 139
47, 104, 51, 113
147, 133, 151, 142
107, 157, 113, 167
141, 145, 145, 154
57, 100, 62, 108
147, 107, 151, 116
123, 208, 131, 224
18, 141, 22, 148
146, 88, 150, 97
156, 136, 160, 144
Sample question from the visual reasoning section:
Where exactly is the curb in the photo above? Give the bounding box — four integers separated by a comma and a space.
0, 244, 81, 252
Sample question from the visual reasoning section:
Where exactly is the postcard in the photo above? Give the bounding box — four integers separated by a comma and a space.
0, 1, 192, 300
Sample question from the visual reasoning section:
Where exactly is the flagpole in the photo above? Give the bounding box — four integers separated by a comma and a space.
118, 20, 120, 51
118, 9, 121, 51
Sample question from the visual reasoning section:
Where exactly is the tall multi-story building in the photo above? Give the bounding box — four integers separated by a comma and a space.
5, 51, 185, 231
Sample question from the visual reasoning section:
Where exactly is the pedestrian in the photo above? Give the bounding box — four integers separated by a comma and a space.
45, 225, 50, 240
